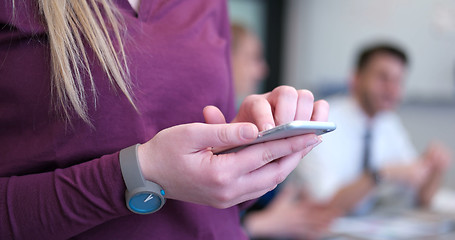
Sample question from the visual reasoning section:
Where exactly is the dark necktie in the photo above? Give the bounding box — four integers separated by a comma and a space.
362, 126, 372, 172
352, 125, 378, 216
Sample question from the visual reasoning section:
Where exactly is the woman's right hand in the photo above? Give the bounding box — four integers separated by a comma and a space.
137, 122, 321, 208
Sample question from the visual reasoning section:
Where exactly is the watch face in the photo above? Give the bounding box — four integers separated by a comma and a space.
129, 192, 162, 214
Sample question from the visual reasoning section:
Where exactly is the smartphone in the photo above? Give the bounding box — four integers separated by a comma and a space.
214, 121, 336, 154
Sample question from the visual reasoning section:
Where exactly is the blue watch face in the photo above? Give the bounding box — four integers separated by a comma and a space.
129, 192, 162, 214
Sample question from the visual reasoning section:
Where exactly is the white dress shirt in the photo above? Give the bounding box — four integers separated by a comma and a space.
295, 95, 417, 203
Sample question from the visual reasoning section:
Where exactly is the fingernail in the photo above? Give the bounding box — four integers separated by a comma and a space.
314, 136, 323, 147
307, 136, 322, 148
263, 123, 274, 131
241, 125, 257, 140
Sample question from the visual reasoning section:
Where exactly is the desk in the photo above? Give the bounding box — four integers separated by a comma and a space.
326, 209, 455, 240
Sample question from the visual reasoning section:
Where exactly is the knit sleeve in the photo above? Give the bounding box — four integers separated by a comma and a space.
0, 152, 132, 239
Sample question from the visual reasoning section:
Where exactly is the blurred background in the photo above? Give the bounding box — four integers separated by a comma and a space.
229, 0, 455, 189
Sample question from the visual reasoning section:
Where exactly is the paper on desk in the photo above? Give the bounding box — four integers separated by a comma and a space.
330, 212, 455, 240
431, 188, 455, 213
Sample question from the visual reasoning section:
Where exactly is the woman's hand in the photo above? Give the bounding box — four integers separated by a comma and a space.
235, 86, 328, 128
137, 86, 329, 208
137, 122, 321, 208
204, 86, 329, 129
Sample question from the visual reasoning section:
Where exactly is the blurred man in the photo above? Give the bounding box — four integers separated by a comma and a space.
295, 44, 451, 215
231, 23, 339, 239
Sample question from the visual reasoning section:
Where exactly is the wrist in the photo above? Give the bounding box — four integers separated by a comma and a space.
137, 142, 161, 184
137, 143, 150, 179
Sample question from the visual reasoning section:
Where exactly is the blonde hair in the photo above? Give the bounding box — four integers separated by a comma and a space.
33, 0, 135, 123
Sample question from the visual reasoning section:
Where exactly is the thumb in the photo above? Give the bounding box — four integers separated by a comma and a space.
188, 122, 258, 150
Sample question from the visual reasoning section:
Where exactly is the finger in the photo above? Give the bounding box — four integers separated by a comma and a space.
184, 123, 258, 149
430, 148, 444, 163
266, 86, 299, 125
239, 94, 275, 131
434, 149, 451, 169
203, 105, 226, 124
295, 89, 315, 121
426, 144, 437, 158
230, 133, 321, 174
435, 146, 451, 161
310, 100, 330, 121
425, 143, 443, 159
235, 145, 320, 198
233, 153, 305, 203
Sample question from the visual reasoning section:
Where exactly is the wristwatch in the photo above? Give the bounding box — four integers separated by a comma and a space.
119, 144, 166, 214
369, 169, 382, 185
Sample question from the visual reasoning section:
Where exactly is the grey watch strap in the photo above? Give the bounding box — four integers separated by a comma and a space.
119, 144, 146, 190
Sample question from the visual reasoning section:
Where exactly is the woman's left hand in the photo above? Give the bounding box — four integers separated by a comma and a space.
204, 86, 329, 129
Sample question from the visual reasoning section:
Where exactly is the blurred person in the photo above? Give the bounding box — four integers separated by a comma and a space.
242, 184, 340, 240
231, 23, 268, 106
231, 23, 339, 240
295, 43, 451, 216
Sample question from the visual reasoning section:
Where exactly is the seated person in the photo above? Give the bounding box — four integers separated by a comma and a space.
295, 43, 451, 215
230, 22, 267, 105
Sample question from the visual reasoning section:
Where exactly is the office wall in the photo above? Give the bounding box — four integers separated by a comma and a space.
228, 0, 266, 43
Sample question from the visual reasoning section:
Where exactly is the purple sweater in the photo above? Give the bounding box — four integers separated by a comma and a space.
0, 0, 247, 239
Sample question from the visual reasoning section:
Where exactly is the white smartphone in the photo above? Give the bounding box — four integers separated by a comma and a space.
214, 121, 336, 154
